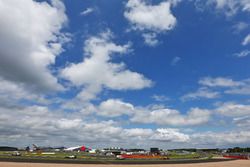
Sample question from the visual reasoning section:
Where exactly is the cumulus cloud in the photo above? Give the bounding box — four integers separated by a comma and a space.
124, 0, 178, 46
124, 0, 177, 32
192, 130, 250, 146
61, 31, 152, 106
152, 95, 170, 102
0, 104, 121, 146
226, 85, 250, 95
220, 78, 250, 95
198, 77, 250, 95
182, 77, 250, 101
0, 102, 193, 147
78, 99, 211, 126
0, 78, 38, 102
131, 107, 211, 126
207, 0, 239, 16
215, 102, 250, 117
0, 0, 69, 92
181, 87, 220, 101
1, 99, 250, 148
232, 22, 249, 33
81, 98, 211, 126
180, 77, 250, 101
199, 77, 242, 87
142, 33, 159, 46
98, 99, 134, 117
55, 119, 82, 129
124, 128, 154, 140
79, 98, 211, 127
1, 0, 250, 149
196, 0, 250, 17
151, 128, 190, 142
194, 0, 250, 46
233, 116, 250, 127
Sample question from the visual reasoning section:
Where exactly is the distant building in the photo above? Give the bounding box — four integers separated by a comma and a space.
101, 147, 124, 156
150, 148, 160, 154
125, 149, 147, 155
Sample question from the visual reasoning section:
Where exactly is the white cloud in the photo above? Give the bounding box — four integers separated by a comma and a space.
181, 87, 220, 101
234, 49, 250, 57
226, 85, 250, 95
142, 33, 159, 46
199, 77, 250, 95
124, 0, 177, 32
196, 0, 250, 46
192, 130, 250, 146
152, 95, 170, 102
78, 103, 97, 116
61, 31, 152, 104
0, 104, 121, 146
151, 128, 190, 142
1, 101, 250, 148
76, 85, 102, 103
124, 0, 178, 46
131, 107, 211, 126
56, 119, 82, 129
0, 0, 69, 92
80, 8, 94, 16
222, 78, 250, 95
0, 77, 35, 101
0, 76, 56, 106
78, 98, 210, 126
199, 77, 242, 87
215, 102, 250, 117
232, 22, 249, 33
201, 0, 250, 17
0, 103, 193, 147
233, 116, 250, 127
124, 128, 154, 138
98, 99, 134, 117
242, 34, 250, 45
1, 0, 250, 149
182, 77, 250, 100
209, 0, 239, 16
242, 0, 250, 11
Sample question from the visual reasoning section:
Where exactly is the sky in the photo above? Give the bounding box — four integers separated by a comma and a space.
0, 0, 250, 149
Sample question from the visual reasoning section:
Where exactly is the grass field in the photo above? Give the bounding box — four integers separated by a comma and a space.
0, 151, 233, 165
0, 151, 205, 161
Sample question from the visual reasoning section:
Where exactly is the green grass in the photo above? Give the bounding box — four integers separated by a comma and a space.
0, 151, 206, 161
168, 152, 200, 159
0, 151, 116, 161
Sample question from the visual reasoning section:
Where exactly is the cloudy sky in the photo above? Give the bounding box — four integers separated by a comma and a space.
0, 0, 250, 149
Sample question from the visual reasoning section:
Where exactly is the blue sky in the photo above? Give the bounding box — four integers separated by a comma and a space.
0, 0, 250, 149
